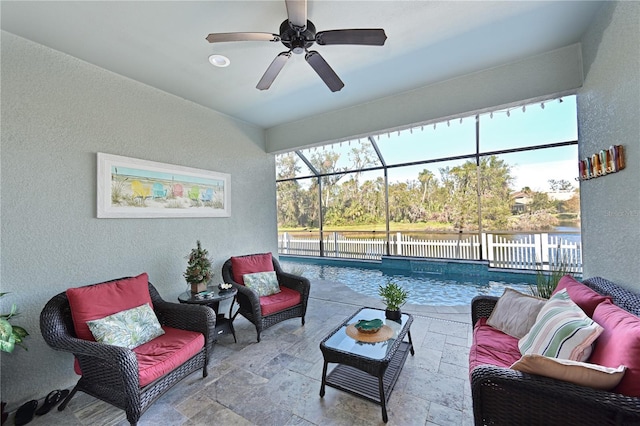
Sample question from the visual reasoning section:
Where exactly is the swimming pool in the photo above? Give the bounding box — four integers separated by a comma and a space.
280, 258, 533, 306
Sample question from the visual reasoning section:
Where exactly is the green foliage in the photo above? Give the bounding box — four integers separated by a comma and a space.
184, 241, 212, 285
378, 282, 409, 311
276, 148, 579, 233
0, 293, 29, 353
530, 255, 578, 299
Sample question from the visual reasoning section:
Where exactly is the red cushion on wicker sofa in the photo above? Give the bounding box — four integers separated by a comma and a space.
589, 301, 640, 397
552, 275, 612, 317
134, 326, 205, 387
260, 286, 302, 316
66, 273, 153, 341
231, 253, 274, 285
469, 318, 522, 373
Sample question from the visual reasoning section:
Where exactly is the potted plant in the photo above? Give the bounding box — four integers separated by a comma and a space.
184, 240, 213, 294
378, 281, 409, 320
530, 254, 578, 299
1, 293, 29, 425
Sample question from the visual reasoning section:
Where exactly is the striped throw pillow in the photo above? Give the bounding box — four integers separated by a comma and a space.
518, 289, 604, 361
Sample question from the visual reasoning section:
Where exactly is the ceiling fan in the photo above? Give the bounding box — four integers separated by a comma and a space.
205, 0, 387, 92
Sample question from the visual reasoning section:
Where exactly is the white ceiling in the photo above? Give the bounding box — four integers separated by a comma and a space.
1, 1, 602, 129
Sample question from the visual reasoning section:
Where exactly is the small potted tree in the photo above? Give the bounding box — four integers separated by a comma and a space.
378, 281, 409, 320
184, 240, 213, 294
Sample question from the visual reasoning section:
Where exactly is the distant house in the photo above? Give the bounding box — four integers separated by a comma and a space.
511, 191, 532, 214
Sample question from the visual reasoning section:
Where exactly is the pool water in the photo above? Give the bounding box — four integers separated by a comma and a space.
280, 260, 532, 306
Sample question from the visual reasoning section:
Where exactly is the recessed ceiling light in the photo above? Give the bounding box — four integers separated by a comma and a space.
208, 54, 230, 67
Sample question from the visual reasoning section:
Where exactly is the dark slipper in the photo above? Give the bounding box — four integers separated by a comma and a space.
14, 400, 37, 426
34, 390, 69, 416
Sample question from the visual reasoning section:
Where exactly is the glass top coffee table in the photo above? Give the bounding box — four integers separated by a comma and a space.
319, 307, 414, 423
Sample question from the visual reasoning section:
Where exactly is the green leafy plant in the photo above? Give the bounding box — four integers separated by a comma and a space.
0, 293, 29, 353
183, 240, 213, 285
530, 254, 578, 299
378, 281, 409, 311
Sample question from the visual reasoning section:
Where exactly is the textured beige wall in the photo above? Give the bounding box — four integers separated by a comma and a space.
1, 32, 276, 408
578, 1, 640, 288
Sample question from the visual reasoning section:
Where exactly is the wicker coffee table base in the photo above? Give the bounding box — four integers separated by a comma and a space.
321, 341, 412, 422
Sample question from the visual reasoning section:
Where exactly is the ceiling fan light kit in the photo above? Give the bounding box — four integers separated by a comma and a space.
206, 0, 387, 92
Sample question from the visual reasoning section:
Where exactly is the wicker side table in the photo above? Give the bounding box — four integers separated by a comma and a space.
178, 286, 237, 342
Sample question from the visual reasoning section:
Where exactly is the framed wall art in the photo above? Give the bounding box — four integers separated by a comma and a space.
97, 153, 230, 218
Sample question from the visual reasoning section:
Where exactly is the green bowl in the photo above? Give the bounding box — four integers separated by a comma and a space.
354, 319, 383, 333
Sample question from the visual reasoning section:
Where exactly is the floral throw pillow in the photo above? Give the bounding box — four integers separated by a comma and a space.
243, 271, 281, 297
87, 303, 164, 349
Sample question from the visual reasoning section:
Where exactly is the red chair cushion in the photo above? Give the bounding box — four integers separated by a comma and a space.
469, 318, 522, 374
231, 253, 274, 285
552, 275, 612, 317
589, 301, 640, 397
66, 273, 152, 341
72, 326, 204, 387
134, 326, 204, 387
260, 286, 302, 316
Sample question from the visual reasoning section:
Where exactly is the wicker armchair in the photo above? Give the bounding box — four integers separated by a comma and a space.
40, 278, 216, 426
222, 255, 310, 342
470, 277, 640, 426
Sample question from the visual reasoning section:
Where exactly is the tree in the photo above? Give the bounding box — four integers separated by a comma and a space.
548, 179, 574, 192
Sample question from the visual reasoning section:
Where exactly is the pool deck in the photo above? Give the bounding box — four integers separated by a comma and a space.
20, 277, 474, 426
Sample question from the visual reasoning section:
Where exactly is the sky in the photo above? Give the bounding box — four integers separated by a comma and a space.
285, 95, 579, 192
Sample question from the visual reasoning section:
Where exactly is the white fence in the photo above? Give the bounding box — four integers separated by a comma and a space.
278, 231, 582, 272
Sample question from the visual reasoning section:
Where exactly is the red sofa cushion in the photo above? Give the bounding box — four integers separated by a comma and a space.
469, 318, 522, 373
66, 273, 152, 341
589, 301, 640, 397
260, 286, 301, 316
552, 275, 612, 317
72, 326, 204, 387
231, 253, 274, 285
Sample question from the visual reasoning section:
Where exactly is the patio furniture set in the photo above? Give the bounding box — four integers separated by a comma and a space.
38, 251, 640, 425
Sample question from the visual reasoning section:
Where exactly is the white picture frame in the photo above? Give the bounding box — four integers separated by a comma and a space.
97, 153, 230, 218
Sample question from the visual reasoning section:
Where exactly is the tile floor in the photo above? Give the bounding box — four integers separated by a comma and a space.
19, 278, 473, 426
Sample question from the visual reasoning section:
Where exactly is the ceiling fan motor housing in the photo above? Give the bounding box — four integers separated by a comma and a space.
280, 19, 316, 54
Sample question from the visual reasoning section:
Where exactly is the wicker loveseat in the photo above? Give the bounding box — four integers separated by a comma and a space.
40, 274, 216, 425
470, 276, 640, 426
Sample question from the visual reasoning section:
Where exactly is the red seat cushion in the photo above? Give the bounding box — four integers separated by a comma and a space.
72, 326, 204, 387
134, 326, 204, 387
66, 273, 152, 341
552, 275, 612, 317
469, 318, 522, 374
231, 253, 274, 285
589, 301, 640, 397
260, 286, 301, 316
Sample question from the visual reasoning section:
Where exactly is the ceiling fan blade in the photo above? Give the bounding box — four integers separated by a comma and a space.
316, 29, 387, 46
206, 32, 280, 43
305, 50, 344, 92
285, 0, 307, 29
257, 51, 292, 90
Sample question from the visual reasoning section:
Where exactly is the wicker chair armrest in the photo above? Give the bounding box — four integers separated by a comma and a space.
228, 281, 262, 319
44, 332, 140, 384
471, 365, 640, 424
153, 300, 217, 348
471, 295, 499, 325
276, 271, 311, 301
